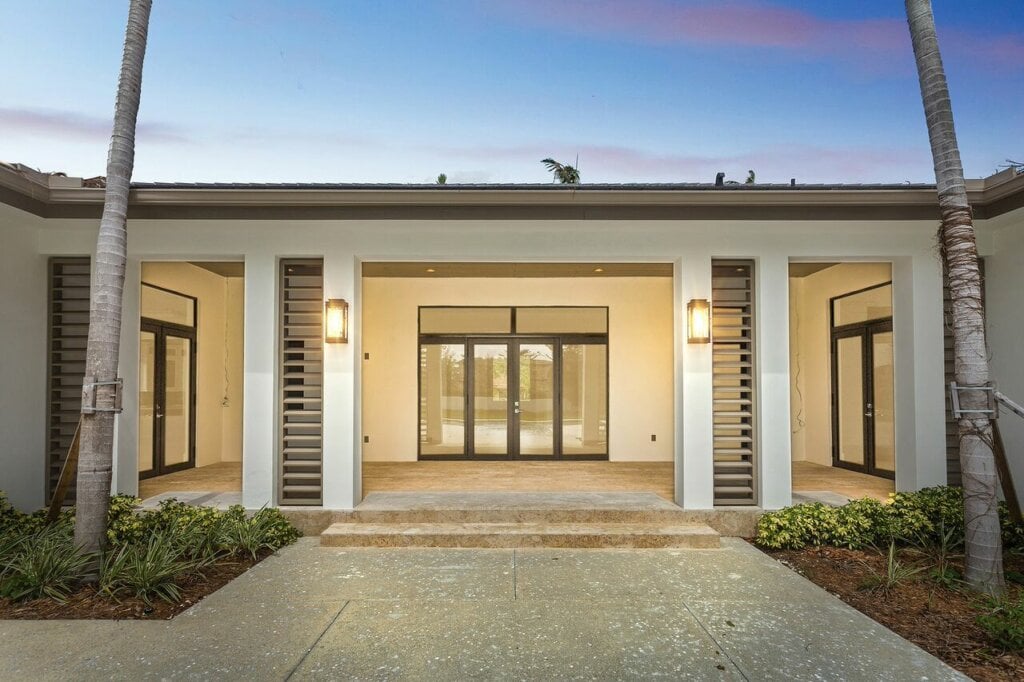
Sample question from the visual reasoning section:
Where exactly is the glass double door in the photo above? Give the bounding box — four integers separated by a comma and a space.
832, 320, 895, 478
419, 336, 608, 459
470, 338, 556, 457
139, 321, 196, 478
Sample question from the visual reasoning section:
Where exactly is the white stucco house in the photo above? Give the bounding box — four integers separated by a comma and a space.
2, 161, 1022, 518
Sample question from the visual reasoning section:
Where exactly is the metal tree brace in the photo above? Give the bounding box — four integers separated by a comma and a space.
81, 377, 124, 414
949, 382, 1023, 523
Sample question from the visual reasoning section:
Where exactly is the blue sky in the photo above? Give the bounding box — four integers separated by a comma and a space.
1, 1, 1022, 183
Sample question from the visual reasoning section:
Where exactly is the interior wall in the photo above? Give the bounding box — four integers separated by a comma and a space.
0, 214, 47, 510
362, 275, 675, 462
986, 210, 1024, 494
140, 263, 243, 469
789, 263, 892, 467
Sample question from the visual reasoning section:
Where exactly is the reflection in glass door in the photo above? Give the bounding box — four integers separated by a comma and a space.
517, 342, 555, 456
831, 320, 894, 478
472, 342, 509, 456
139, 321, 196, 478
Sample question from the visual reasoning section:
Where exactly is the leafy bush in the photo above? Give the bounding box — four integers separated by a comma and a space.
755, 486, 1024, 553
755, 502, 840, 549
0, 492, 73, 537
100, 532, 193, 605
888, 486, 964, 544
218, 506, 301, 559
833, 498, 893, 549
977, 596, 1024, 652
0, 525, 92, 602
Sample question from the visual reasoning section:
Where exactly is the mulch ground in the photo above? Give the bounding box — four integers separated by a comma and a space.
762, 544, 1024, 682
0, 550, 270, 620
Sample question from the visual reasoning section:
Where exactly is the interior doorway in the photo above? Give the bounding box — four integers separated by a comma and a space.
789, 263, 896, 504
137, 262, 244, 505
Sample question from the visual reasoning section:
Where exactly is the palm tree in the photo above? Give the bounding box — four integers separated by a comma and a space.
74, 0, 153, 559
745, 170, 756, 184
905, 0, 1004, 595
541, 158, 581, 184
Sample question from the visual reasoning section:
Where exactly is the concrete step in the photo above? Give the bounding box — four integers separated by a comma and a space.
319, 521, 720, 549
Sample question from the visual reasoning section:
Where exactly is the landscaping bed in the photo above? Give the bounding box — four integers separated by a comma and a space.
753, 487, 1024, 682
767, 545, 1024, 682
1, 494, 300, 620
0, 549, 268, 620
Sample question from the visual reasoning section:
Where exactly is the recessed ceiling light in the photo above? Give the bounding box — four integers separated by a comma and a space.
426, 267, 436, 273
594, 267, 604, 273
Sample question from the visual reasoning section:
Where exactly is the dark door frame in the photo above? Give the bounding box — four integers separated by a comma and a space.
418, 333, 608, 461
139, 317, 198, 479
830, 318, 894, 479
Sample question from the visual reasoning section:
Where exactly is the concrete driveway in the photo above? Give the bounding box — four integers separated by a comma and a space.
0, 538, 965, 681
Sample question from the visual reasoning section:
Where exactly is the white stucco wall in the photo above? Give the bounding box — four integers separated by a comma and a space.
0, 206, 48, 510
2, 212, 951, 510
985, 208, 1024, 494
789, 263, 892, 467
362, 276, 675, 462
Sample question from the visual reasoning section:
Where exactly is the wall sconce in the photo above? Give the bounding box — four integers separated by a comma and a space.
687, 298, 711, 344
325, 298, 349, 343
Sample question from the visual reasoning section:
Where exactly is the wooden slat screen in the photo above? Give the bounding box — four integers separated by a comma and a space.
942, 258, 984, 487
46, 257, 91, 501
279, 259, 324, 505
711, 260, 758, 506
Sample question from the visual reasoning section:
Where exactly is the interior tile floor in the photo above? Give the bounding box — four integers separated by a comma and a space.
139, 461, 242, 500
791, 460, 894, 503
362, 461, 676, 501
137, 460, 893, 508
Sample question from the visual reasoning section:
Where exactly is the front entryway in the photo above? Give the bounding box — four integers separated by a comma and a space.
137, 263, 245, 501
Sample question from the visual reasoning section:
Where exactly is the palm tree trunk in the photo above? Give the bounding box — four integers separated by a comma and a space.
905, 0, 1004, 595
74, 0, 153, 557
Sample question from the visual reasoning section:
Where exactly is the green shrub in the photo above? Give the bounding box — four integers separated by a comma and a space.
858, 541, 926, 593
833, 498, 893, 549
0, 525, 91, 602
218, 506, 301, 559
999, 503, 1024, 551
106, 494, 144, 546
755, 503, 839, 549
977, 596, 1024, 653
100, 532, 193, 606
888, 486, 964, 544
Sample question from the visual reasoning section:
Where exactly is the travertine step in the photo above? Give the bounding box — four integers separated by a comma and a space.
319, 521, 720, 549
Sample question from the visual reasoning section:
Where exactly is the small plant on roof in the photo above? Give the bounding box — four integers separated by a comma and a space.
541, 158, 580, 184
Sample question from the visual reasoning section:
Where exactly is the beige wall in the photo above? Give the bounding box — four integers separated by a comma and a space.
362, 276, 675, 462
141, 263, 244, 469
789, 263, 892, 466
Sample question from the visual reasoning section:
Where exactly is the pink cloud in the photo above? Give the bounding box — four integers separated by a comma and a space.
0, 107, 192, 144
482, 0, 1023, 70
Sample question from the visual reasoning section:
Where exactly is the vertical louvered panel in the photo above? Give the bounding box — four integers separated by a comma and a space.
712, 260, 757, 506
279, 259, 324, 505
46, 257, 91, 501
942, 258, 984, 487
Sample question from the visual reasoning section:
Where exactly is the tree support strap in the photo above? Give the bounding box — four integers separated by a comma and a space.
949, 382, 1022, 523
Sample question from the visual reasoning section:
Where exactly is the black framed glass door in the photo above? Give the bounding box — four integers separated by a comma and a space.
419, 335, 606, 460
467, 338, 557, 458
139, 320, 197, 478
831, 319, 894, 478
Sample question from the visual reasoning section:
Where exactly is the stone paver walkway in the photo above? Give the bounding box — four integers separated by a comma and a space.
0, 538, 965, 681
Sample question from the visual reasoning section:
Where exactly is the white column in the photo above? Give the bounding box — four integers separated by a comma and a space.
114, 256, 141, 497
679, 253, 714, 509
242, 253, 276, 508
322, 252, 359, 509
758, 255, 792, 509
892, 255, 947, 490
